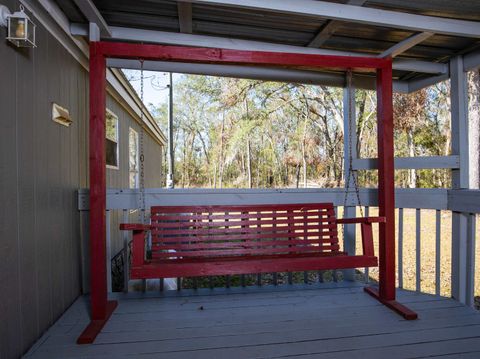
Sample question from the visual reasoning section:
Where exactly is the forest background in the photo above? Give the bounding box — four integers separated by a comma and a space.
125, 70, 480, 190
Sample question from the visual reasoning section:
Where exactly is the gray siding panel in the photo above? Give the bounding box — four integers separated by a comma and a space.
17, 32, 38, 355
0, 5, 163, 358
0, 0, 21, 356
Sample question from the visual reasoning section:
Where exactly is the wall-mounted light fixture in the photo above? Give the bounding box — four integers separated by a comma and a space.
0, 4, 36, 48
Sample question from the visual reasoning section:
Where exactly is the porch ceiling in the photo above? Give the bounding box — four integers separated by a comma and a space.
55, 0, 480, 88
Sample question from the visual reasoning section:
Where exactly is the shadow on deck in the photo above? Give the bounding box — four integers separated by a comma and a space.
25, 282, 480, 358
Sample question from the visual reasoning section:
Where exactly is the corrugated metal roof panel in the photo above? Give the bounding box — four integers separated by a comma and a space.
364, 0, 480, 21
55, 0, 480, 83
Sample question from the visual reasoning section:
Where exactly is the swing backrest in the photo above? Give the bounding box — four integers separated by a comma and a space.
149, 203, 340, 261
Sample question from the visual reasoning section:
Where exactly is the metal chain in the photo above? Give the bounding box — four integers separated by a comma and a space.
344, 70, 364, 218
139, 59, 147, 225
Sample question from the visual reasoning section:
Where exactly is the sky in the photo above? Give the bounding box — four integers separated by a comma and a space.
123, 69, 182, 110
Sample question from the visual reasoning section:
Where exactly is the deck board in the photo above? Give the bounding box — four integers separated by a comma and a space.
24, 283, 480, 359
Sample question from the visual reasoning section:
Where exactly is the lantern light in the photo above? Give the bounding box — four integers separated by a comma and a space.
0, 4, 36, 48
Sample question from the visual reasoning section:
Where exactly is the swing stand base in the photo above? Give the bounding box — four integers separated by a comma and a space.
77, 300, 118, 344
364, 286, 418, 320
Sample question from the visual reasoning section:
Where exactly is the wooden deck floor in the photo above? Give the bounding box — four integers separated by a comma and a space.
24, 282, 480, 358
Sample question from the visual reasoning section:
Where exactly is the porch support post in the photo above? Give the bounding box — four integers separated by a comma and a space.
450, 55, 474, 306
364, 59, 417, 319
77, 39, 117, 344
342, 84, 357, 281
376, 61, 396, 301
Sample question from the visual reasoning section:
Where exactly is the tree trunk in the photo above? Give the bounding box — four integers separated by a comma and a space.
302, 121, 308, 188
247, 138, 252, 188
295, 163, 300, 188
181, 129, 187, 188
218, 114, 225, 188
213, 161, 217, 188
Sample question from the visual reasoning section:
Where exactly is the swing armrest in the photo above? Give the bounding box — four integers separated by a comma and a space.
119, 223, 151, 267
336, 216, 386, 224
336, 217, 385, 257
119, 223, 152, 231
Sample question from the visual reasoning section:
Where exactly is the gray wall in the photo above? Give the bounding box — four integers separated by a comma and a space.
0, 1, 163, 357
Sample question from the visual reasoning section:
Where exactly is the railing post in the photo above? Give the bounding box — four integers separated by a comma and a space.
343, 84, 357, 281
106, 210, 112, 293
466, 214, 476, 307
450, 55, 472, 304
398, 208, 404, 289
415, 209, 421, 292
435, 210, 441, 296
122, 209, 129, 293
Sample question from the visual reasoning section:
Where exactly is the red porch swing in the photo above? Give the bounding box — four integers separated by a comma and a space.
78, 41, 417, 344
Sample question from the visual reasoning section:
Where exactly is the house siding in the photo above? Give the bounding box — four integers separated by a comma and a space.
0, 2, 163, 358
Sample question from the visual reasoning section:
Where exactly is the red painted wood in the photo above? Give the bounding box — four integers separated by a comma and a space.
151, 224, 336, 236
132, 230, 145, 267
96, 42, 388, 71
376, 61, 396, 301
150, 233, 337, 245
151, 216, 335, 228
151, 203, 337, 212
364, 286, 418, 320
120, 223, 152, 231
152, 252, 347, 263
120, 203, 381, 279
77, 300, 118, 344
88, 42, 108, 321
130, 255, 378, 279
153, 238, 337, 250
87, 42, 394, 342
361, 223, 375, 257
151, 212, 336, 222
151, 245, 340, 259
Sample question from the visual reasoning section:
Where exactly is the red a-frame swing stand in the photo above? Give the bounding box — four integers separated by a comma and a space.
77, 41, 417, 344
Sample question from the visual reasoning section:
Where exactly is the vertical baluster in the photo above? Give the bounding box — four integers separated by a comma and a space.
273, 210, 278, 286
257, 211, 262, 286
435, 210, 441, 296
208, 210, 214, 289
106, 210, 112, 293
287, 209, 293, 285
225, 211, 230, 289
416, 208, 421, 292
466, 213, 476, 307
240, 210, 246, 287
318, 271, 324, 283
177, 209, 184, 292
331, 206, 338, 283
318, 208, 325, 283
303, 209, 308, 284
364, 206, 370, 283
193, 211, 199, 290
398, 207, 404, 289
122, 209, 129, 293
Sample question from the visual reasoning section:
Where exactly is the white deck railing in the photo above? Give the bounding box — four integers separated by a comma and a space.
78, 188, 479, 306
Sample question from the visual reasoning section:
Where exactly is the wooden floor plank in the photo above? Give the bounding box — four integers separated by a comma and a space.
24, 284, 480, 359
